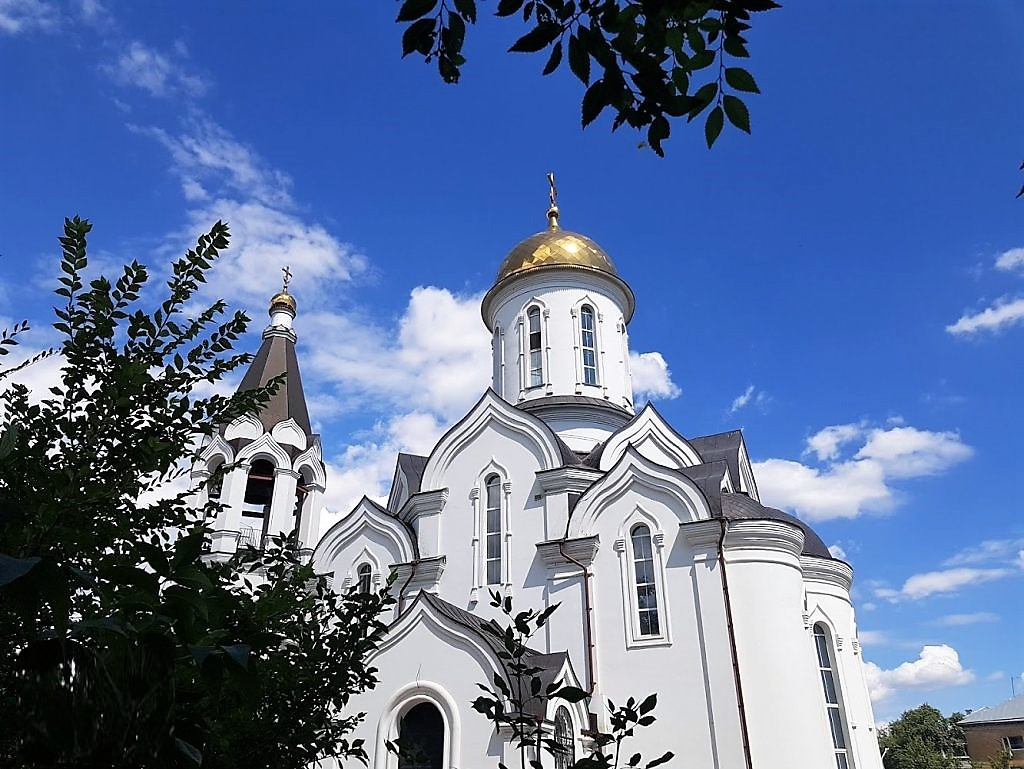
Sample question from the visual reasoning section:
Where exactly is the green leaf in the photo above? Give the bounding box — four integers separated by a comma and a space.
638, 692, 657, 715
568, 33, 590, 84
0, 423, 17, 458
175, 738, 203, 766
725, 67, 760, 93
542, 39, 562, 75
0, 553, 41, 586
705, 105, 724, 147
723, 94, 751, 133
396, 0, 438, 22
495, 0, 524, 17
453, 0, 476, 23
508, 22, 561, 53
581, 80, 608, 127
402, 17, 436, 57
553, 685, 590, 703
646, 751, 674, 768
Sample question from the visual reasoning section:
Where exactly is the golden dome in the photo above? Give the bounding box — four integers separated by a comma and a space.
495, 221, 619, 283
269, 290, 296, 315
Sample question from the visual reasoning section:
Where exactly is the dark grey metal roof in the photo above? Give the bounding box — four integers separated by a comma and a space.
397, 453, 428, 492
719, 492, 832, 559
417, 592, 568, 715
689, 431, 744, 490
517, 394, 632, 417
678, 460, 730, 516
234, 332, 311, 436
960, 694, 1024, 725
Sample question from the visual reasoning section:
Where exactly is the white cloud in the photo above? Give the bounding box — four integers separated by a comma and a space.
932, 612, 1000, 627
857, 630, 888, 647
947, 296, 1024, 336
103, 41, 208, 98
995, 247, 1024, 273
727, 384, 771, 415
877, 567, 1015, 601
0, 0, 57, 33
630, 351, 680, 401
828, 543, 847, 560
864, 645, 974, 701
754, 422, 972, 521
805, 422, 864, 462
944, 538, 1024, 566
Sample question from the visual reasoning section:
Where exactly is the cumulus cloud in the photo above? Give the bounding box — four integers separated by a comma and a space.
630, 351, 680, 401
864, 645, 974, 701
828, 543, 847, 560
754, 422, 972, 521
0, 0, 57, 33
103, 41, 208, 98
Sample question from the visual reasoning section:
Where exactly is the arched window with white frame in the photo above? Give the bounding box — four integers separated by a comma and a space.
484, 474, 502, 585
616, 513, 671, 648
631, 524, 660, 637
813, 623, 853, 769
553, 706, 575, 769
579, 304, 598, 386
527, 306, 543, 387
357, 563, 373, 594
396, 702, 444, 769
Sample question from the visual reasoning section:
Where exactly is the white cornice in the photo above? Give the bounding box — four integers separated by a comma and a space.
398, 488, 449, 523
535, 466, 602, 494
536, 535, 600, 570
801, 556, 854, 591
390, 556, 446, 594
723, 519, 805, 560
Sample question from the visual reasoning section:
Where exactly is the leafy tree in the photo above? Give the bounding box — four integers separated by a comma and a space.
467, 590, 672, 769
397, 0, 779, 154
878, 704, 968, 769
0, 217, 391, 768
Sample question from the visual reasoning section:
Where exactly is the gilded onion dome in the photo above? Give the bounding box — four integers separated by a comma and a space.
269, 290, 296, 315
494, 204, 619, 283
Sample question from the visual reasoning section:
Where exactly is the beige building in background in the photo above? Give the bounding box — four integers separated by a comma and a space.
960, 694, 1024, 768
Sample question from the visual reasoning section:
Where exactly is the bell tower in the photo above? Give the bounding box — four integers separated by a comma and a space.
481, 175, 636, 454
194, 269, 326, 559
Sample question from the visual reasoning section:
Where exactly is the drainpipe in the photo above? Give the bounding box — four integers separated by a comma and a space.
718, 518, 754, 769
397, 558, 420, 613
558, 539, 596, 695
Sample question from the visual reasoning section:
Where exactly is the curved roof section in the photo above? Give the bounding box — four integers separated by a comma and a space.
495, 225, 619, 283
720, 492, 832, 559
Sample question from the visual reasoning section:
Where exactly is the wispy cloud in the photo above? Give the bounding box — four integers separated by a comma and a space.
875, 567, 1017, 602
728, 384, 770, 415
932, 612, 1000, 627
629, 351, 680, 401
864, 645, 974, 701
944, 538, 1024, 566
102, 41, 208, 99
948, 247, 1024, 336
0, 0, 57, 34
754, 421, 972, 521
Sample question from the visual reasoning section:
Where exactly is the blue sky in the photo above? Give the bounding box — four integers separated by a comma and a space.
1, 0, 1022, 724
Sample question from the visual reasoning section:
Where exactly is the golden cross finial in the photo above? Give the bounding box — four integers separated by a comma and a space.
546, 171, 560, 228
281, 265, 292, 292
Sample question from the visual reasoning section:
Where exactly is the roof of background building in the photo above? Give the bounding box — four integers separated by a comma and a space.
961, 694, 1024, 725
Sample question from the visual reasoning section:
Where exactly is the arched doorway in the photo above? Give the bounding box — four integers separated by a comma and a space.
396, 702, 444, 769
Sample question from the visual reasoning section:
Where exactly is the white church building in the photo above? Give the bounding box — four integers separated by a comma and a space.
195, 189, 884, 769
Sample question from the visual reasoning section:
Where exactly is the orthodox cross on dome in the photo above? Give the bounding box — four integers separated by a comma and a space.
281, 265, 293, 293
546, 171, 560, 229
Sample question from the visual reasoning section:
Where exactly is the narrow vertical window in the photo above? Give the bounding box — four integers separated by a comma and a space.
814, 624, 851, 769
631, 524, 660, 636
527, 307, 543, 387
553, 706, 575, 769
485, 475, 502, 585
580, 305, 598, 386
357, 563, 372, 594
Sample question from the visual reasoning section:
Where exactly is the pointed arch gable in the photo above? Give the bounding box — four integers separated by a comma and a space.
235, 432, 291, 468
313, 496, 417, 573
271, 417, 307, 450
421, 390, 565, 491
223, 413, 263, 442
293, 438, 326, 488
569, 447, 713, 537
598, 403, 702, 472
199, 434, 234, 466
